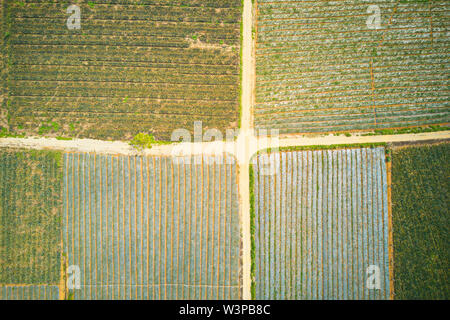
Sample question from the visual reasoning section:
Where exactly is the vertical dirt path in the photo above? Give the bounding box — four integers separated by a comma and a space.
237, 0, 255, 300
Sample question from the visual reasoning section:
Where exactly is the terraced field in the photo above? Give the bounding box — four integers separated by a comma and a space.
251, 147, 391, 299
1, 0, 242, 140
64, 153, 241, 300
255, 0, 450, 135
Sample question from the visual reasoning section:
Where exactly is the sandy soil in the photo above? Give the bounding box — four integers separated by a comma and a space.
237, 0, 254, 300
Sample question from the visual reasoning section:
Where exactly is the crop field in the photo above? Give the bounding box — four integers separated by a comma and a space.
251, 147, 391, 299
63, 153, 241, 300
0, 149, 63, 286
391, 142, 449, 299
255, 0, 450, 135
1, 0, 242, 140
0, 285, 59, 300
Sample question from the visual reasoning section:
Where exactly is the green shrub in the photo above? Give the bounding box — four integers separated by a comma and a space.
129, 133, 157, 150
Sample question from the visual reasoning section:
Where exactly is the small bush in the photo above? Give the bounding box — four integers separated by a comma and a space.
129, 133, 157, 150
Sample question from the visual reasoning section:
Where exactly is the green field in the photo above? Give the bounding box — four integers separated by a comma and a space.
391, 142, 449, 299
1, 0, 242, 140
255, 0, 449, 135
0, 149, 63, 285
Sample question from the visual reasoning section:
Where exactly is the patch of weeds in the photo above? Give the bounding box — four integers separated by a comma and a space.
51, 122, 59, 131
0, 127, 25, 138
362, 125, 448, 136
38, 121, 60, 135
129, 133, 171, 151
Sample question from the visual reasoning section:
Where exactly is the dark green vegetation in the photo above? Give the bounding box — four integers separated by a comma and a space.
362, 125, 448, 136
255, 0, 449, 135
391, 142, 449, 299
0, 149, 63, 284
129, 133, 171, 150
1, 0, 242, 140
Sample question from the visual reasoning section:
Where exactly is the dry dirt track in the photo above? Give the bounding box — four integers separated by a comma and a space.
1, 131, 449, 158
237, 0, 254, 300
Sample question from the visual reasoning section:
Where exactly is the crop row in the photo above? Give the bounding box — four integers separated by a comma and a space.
8, 82, 238, 100
257, 0, 447, 10
10, 51, 239, 69
257, 47, 448, 70
8, 113, 237, 141
63, 153, 241, 300
257, 62, 448, 84
10, 4, 241, 24
8, 95, 238, 114
251, 147, 391, 300
15, 0, 242, 9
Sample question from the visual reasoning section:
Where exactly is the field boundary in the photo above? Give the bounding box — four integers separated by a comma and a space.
390, 138, 450, 148
386, 159, 394, 300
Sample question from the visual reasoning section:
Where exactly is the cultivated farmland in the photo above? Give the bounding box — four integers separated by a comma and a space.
63, 153, 241, 300
255, 0, 450, 135
0, 149, 63, 286
251, 147, 391, 299
1, 0, 242, 140
391, 142, 449, 299
0, 285, 59, 300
